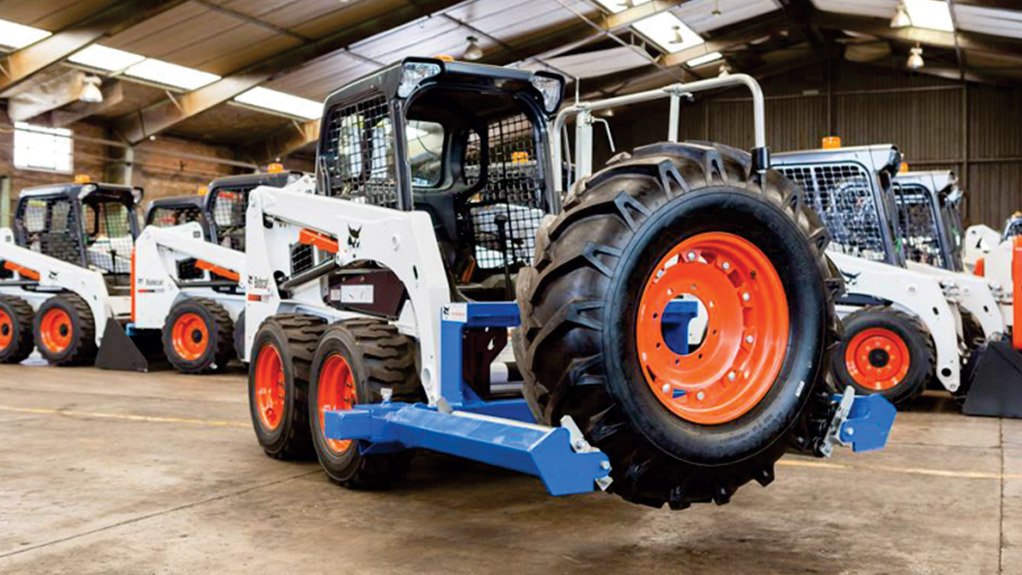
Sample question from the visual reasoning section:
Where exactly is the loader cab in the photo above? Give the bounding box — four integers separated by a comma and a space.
205, 170, 303, 251
772, 145, 906, 266
315, 58, 564, 301
892, 171, 965, 272
13, 181, 141, 291
1003, 213, 1022, 240
145, 195, 208, 234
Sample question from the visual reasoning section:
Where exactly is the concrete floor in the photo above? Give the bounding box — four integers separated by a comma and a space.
0, 364, 1019, 575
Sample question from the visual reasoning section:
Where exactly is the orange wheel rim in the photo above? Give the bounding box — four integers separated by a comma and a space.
844, 327, 911, 391
39, 308, 73, 354
636, 232, 790, 425
0, 310, 12, 350
171, 312, 209, 361
317, 353, 357, 454
254, 344, 285, 431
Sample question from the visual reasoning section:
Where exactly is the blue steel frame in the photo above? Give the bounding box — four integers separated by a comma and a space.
322, 300, 895, 496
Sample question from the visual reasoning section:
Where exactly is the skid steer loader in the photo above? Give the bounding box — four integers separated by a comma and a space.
0, 178, 149, 367
130, 170, 303, 373
769, 146, 1004, 412
240, 58, 894, 507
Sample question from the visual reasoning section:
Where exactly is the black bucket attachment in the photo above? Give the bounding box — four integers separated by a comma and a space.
961, 336, 1022, 419
94, 319, 167, 372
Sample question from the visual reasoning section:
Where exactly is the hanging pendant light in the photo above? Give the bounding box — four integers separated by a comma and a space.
907, 44, 924, 70
463, 36, 483, 61
891, 2, 912, 28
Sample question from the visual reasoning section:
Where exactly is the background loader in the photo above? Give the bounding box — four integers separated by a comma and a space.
0, 179, 143, 367
239, 58, 894, 508
130, 170, 303, 373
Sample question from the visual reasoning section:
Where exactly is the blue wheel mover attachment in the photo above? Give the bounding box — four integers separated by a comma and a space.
826, 388, 897, 454
323, 401, 611, 496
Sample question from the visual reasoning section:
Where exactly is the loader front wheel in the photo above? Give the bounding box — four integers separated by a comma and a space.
515, 142, 839, 508
163, 298, 234, 374
833, 306, 934, 407
0, 296, 34, 364
248, 315, 326, 460
34, 294, 96, 366
309, 319, 423, 488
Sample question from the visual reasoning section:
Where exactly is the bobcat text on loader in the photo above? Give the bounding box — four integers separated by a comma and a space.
131, 170, 303, 373
240, 58, 894, 507
0, 178, 145, 367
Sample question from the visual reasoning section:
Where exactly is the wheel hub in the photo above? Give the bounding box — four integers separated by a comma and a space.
0, 312, 11, 349
253, 343, 285, 431
317, 353, 358, 454
39, 308, 73, 354
636, 232, 790, 425
171, 312, 209, 361
845, 327, 910, 391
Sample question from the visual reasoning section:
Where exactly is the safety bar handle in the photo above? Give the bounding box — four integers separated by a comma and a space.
552, 74, 768, 195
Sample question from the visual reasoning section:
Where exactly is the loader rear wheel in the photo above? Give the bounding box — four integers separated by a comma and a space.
0, 296, 33, 364
309, 319, 423, 488
34, 294, 96, 366
515, 142, 839, 508
163, 298, 233, 374
248, 314, 326, 460
833, 306, 934, 407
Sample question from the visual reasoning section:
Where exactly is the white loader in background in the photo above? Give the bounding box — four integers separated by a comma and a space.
131, 170, 303, 373
0, 178, 152, 368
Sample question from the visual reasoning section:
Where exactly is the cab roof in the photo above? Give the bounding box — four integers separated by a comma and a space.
208, 171, 303, 192
773, 144, 902, 177
18, 181, 140, 203
321, 57, 564, 119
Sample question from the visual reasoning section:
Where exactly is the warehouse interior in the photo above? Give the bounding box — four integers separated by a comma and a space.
1, 1, 1021, 573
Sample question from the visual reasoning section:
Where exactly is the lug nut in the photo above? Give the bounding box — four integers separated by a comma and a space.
662, 384, 671, 394
742, 292, 750, 302
722, 261, 730, 270
745, 335, 754, 344
696, 391, 705, 400
728, 371, 736, 381
687, 251, 696, 261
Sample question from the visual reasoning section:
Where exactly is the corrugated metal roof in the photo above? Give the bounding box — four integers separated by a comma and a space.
810, 0, 897, 20
954, 4, 1022, 40
673, 0, 780, 34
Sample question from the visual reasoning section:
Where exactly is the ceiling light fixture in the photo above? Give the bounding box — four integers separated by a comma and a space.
890, 2, 912, 28
907, 43, 925, 69
718, 62, 732, 77
79, 75, 104, 103
711, 0, 722, 18
463, 36, 484, 61
686, 51, 724, 67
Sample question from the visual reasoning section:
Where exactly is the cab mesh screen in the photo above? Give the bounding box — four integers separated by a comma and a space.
893, 183, 945, 269
777, 163, 888, 262
321, 95, 398, 207
148, 205, 202, 228
464, 113, 546, 269
17, 197, 83, 267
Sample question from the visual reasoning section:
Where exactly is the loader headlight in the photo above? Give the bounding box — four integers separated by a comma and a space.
398, 62, 442, 98
531, 74, 564, 114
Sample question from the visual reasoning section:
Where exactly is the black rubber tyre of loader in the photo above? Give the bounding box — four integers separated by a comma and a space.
233, 310, 247, 364
832, 305, 935, 407
162, 298, 234, 374
0, 295, 34, 364
308, 319, 424, 489
248, 314, 326, 460
0, 296, 33, 363
515, 142, 840, 509
34, 294, 97, 366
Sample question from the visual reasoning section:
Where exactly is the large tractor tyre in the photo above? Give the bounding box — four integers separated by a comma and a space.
832, 306, 935, 407
515, 142, 839, 509
0, 296, 34, 364
33, 294, 97, 366
162, 298, 234, 374
248, 315, 326, 460
308, 318, 424, 489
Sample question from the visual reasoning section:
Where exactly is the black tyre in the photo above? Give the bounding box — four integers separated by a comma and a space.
248, 314, 326, 460
308, 318, 423, 488
162, 298, 234, 374
960, 309, 985, 352
0, 296, 34, 364
33, 294, 97, 366
515, 142, 840, 508
833, 305, 934, 407
233, 310, 247, 363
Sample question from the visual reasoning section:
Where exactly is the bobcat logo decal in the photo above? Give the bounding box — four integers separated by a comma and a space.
347, 225, 362, 249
